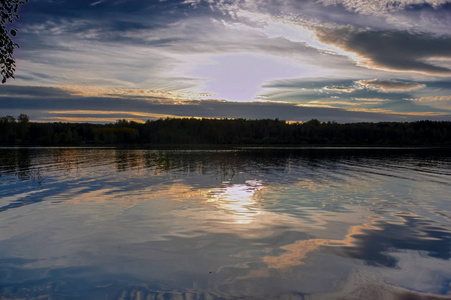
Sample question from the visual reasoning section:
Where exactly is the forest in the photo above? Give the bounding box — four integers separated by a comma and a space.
1, 114, 450, 146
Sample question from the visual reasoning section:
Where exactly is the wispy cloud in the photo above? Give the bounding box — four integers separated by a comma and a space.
356, 79, 426, 92
59, 86, 213, 102
414, 96, 451, 102
324, 86, 356, 93
90, 0, 106, 6
305, 100, 362, 106
318, 0, 450, 15
354, 98, 388, 102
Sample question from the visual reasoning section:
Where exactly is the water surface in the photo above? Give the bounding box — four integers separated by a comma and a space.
0, 148, 450, 299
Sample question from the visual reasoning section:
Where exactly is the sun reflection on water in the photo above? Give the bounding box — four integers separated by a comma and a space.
206, 180, 264, 225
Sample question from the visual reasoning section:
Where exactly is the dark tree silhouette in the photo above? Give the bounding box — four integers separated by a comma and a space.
1, 0, 28, 83
1, 115, 450, 146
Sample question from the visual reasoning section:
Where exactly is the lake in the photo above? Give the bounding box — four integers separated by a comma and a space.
0, 148, 450, 299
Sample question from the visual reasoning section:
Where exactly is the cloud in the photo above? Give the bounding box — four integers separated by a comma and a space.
9, 0, 451, 122
354, 98, 387, 102
350, 109, 447, 116
0, 85, 71, 98
59, 85, 212, 102
410, 95, 451, 110
413, 96, 451, 102
356, 79, 426, 92
261, 77, 412, 100
90, 0, 106, 6
17, 4, 341, 92
44, 110, 180, 123
318, 0, 450, 15
186, 0, 451, 35
383, 5, 451, 34
324, 86, 356, 93
258, 76, 451, 114
1, 85, 450, 123
304, 100, 361, 106
314, 26, 451, 75
263, 78, 357, 90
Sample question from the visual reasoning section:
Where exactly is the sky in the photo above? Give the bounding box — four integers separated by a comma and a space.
2, 0, 451, 123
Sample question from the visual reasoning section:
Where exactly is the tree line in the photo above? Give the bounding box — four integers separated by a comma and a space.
1, 114, 450, 146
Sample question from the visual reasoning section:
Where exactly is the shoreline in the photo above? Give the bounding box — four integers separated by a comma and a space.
1, 144, 450, 150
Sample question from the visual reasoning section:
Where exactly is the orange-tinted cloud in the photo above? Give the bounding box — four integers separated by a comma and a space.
414, 96, 451, 102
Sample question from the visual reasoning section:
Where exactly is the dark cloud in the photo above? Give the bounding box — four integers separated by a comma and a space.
315, 26, 451, 75
15, 0, 227, 58
0, 85, 71, 98
18, 1, 189, 45
420, 80, 451, 89
22, 0, 196, 21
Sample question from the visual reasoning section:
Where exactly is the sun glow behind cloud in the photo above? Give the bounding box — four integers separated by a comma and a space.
189, 54, 302, 102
